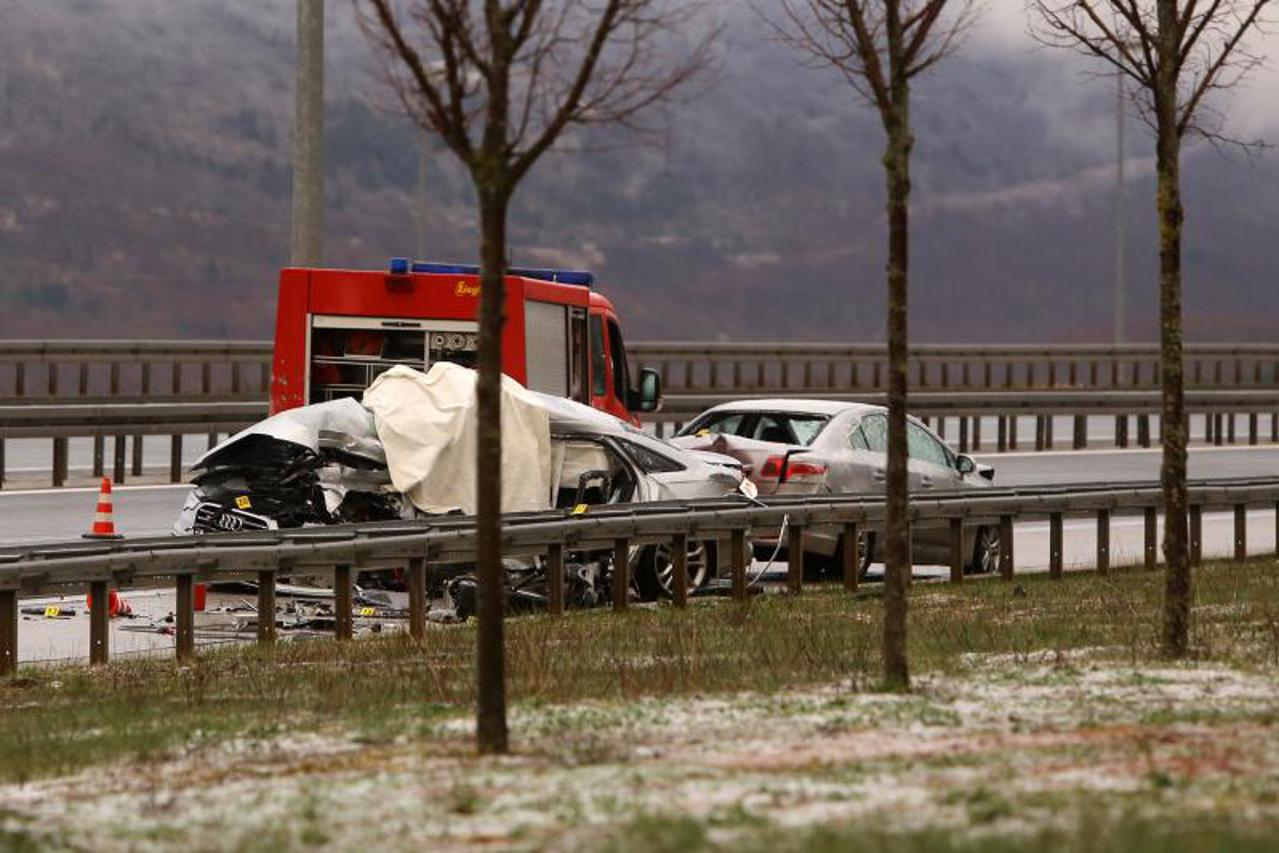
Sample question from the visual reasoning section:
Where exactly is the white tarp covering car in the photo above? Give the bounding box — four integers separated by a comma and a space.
363, 363, 551, 515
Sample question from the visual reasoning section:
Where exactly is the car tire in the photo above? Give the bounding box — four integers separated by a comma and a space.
966, 525, 999, 575
828, 531, 874, 582
635, 540, 715, 601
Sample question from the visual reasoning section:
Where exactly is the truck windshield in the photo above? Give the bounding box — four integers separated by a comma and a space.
590, 315, 607, 397
607, 318, 629, 401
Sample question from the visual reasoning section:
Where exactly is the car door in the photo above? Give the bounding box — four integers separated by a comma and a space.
846, 413, 926, 492
907, 420, 962, 491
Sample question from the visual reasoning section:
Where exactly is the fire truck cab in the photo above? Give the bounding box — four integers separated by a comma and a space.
269, 260, 661, 424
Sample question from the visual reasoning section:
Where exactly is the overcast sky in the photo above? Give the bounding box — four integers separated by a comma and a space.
966, 1, 1279, 135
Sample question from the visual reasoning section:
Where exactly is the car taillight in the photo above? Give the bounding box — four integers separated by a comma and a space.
757, 455, 826, 484
785, 460, 828, 483
758, 456, 785, 479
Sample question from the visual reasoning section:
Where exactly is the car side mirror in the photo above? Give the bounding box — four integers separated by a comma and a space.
633, 368, 663, 413
956, 454, 977, 475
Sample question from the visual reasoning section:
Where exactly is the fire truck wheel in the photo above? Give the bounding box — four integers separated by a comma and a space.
635, 540, 714, 601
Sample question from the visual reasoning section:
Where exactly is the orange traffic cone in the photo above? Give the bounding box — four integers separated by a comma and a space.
83, 477, 124, 540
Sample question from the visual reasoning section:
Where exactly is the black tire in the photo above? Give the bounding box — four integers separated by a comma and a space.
828, 531, 874, 582
966, 525, 999, 575
635, 540, 716, 601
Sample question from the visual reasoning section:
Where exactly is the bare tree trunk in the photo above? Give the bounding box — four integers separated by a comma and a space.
1155, 132, 1190, 657
1154, 0, 1190, 660
475, 190, 509, 754
881, 68, 912, 692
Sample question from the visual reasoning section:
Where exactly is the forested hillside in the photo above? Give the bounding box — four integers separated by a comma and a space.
1, 2, 1276, 341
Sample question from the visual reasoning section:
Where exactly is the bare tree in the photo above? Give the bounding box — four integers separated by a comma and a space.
1031, 0, 1272, 658
773, 0, 974, 690
357, 0, 709, 754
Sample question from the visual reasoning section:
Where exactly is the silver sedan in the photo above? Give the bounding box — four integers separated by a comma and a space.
669, 399, 998, 577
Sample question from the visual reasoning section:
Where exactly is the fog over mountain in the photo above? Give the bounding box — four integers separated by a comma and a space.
1, 1, 1276, 342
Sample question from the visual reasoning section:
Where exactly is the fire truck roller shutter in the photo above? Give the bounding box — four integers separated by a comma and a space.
525, 301, 570, 397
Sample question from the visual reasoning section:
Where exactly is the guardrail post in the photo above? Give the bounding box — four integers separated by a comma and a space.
731, 529, 748, 602
1096, 509, 1110, 575
612, 539, 630, 611
92, 436, 105, 478
545, 545, 566, 616
258, 570, 277, 644
972, 416, 982, 451
1045, 415, 1054, 448
1214, 413, 1224, 446
78, 362, 89, 395
1272, 413, 1278, 444
1049, 512, 1063, 579
1228, 413, 1237, 444
672, 533, 690, 608
52, 438, 68, 488
1034, 417, 1045, 451
0, 439, 6, 490
1073, 416, 1087, 449
1204, 413, 1213, 445
170, 435, 183, 483
1115, 415, 1128, 449
112, 436, 126, 484
334, 565, 353, 639
1009, 416, 1019, 450
175, 574, 195, 661
997, 417, 1007, 452
958, 417, 969, 453
408, 556, 427, 635
787, 524, 804, 594
1190, 505, 1203, 567
132, 435, 144, 478
998, 515, 1014, 580
1138, 415, 1151, 448
89, 580, 109, 665
843, 522, 860, 593
1144, 507, 1158, 571
948, 518, 963, 584
1248, 413, 1258, 446
0, 589, 17, 676
1234, 503, 1247, 561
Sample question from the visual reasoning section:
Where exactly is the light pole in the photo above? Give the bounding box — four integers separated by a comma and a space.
291, 0, 325, 266
1114, 70, 1127, 345
416, 132, 429, 259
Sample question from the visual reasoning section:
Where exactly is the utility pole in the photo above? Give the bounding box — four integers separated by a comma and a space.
291, 0, 325, 266
1114, 70, 1127, 344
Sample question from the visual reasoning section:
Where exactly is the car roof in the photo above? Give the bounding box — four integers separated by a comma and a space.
698, 399, 885, 418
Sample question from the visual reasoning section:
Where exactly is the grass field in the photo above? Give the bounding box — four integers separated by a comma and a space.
1, 560, 1277, 850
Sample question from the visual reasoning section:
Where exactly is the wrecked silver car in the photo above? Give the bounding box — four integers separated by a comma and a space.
176, 363, 747, 602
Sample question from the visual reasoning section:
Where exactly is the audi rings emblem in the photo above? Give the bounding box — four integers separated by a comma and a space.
215, 513, 245, 532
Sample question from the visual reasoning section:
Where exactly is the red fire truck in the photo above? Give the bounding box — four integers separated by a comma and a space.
269, 259, 661, 424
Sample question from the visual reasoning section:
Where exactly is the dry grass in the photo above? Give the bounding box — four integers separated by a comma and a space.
0, 557, 1276, 786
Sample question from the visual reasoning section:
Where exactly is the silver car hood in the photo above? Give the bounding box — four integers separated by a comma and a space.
193, 397, 385, 470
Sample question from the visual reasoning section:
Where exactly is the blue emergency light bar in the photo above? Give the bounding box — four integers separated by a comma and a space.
389, 258, 593, 287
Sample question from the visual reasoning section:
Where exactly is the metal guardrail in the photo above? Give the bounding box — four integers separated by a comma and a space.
630, 341, 1279, 393
2, 476, 1277, 673
1, 341, 1278, 489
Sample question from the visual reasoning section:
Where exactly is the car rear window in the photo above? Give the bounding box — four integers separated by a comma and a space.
749, 414, 828, 446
